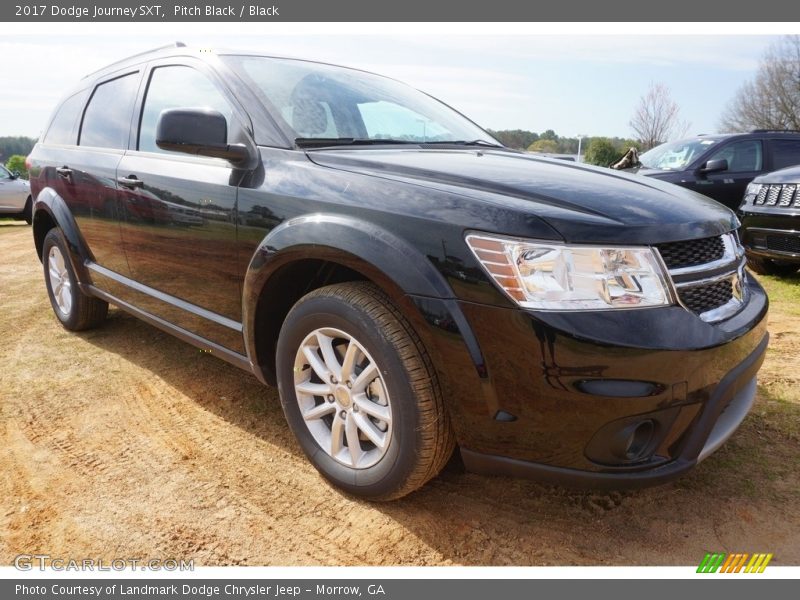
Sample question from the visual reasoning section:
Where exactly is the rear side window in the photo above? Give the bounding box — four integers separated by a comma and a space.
44, 90, 88, 145
138, 65, 233, 154
771, 139, 800, 170
708, 140, 763, 173
80, 73, 139, 149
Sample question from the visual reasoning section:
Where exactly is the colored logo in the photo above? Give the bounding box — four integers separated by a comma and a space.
697, 552, 773, 573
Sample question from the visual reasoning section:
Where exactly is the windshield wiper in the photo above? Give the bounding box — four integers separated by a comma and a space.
422, 139, 504, 148
295, 138, 420, 148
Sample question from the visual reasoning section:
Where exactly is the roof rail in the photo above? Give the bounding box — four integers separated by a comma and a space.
82, 42, 187, 79
750, 129, 800, 134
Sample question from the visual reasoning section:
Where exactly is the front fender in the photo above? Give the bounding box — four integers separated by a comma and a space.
32, 186, 93, 285
241, 213, 487, 384
245, 213, 455, 297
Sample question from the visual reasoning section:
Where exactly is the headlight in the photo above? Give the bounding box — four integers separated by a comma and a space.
465, 233, 673, 310
743, 182, 761, 206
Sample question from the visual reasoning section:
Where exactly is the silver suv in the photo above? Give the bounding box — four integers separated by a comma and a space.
0, 164, 32, 224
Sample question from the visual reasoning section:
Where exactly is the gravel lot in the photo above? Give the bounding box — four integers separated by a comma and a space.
1, 221, 798, 566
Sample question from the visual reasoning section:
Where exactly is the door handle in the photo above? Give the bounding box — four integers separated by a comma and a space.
56, 166, 73, 179
117, 175, 144, 189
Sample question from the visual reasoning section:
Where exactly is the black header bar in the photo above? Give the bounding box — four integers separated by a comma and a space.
3, 0, 800, 22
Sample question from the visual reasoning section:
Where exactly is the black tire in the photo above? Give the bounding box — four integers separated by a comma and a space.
42, 228, 108, 331
747, 255, 799, 276
276, 282, 455, 500
22, 196, 32, 225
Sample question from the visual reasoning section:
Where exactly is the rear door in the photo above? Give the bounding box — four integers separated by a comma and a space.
37, 73, 141, 280
767, 137, 800, 172
115, 59, 248, 352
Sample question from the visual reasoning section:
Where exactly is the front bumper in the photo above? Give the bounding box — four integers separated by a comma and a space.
410, 273, 769, 488
740, 212, 800, 264
461, 344, 763, 489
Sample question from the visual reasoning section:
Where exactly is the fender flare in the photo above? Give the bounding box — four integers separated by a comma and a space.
32, 187, 93, 285
241, 213, 482, 381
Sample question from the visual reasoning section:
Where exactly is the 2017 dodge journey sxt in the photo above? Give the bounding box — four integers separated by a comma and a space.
27, 43, 769, 499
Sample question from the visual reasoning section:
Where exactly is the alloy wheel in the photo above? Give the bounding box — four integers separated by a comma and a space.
47, 246, 72, 316
293, 327, 392, 469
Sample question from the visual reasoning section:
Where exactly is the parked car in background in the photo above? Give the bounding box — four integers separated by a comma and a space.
739, 165, 800, 275
625, 131, 800, 211
27, 44, 769, 499
0, 163, 32, 223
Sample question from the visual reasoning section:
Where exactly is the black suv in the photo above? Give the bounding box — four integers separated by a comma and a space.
28, 44, 768, 499
739, 165, 800, 275
630, 131, 800, 210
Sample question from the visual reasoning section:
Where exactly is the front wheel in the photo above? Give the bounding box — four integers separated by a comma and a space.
276, 282, 455, 500
42, 228, 108, 330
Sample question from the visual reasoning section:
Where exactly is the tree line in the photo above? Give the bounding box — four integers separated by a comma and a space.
492, 35, 800, 166
1, 137, 36, 178
0, 136, 36, 162
486, 129, 642, 165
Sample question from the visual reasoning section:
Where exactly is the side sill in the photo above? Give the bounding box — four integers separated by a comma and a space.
85, 262, 243, 332
87, 285, 254, 374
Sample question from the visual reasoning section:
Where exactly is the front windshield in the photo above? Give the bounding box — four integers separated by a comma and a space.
639, 138, 719, 170
222, 55, 498, 146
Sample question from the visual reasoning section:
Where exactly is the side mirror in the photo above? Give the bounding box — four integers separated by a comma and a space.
699, 158, 728, 174
156, 108, 250, 164
10, 170, 19, 179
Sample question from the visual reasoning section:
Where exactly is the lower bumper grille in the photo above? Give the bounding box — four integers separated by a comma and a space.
766, 234, 800, 254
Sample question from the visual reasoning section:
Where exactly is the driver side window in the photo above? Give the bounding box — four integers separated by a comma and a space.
708, 140, 763, 173
0, 165, 11, 179
138, 65, 234, 154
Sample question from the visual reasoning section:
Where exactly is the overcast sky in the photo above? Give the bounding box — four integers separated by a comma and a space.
0, 26, 781, 140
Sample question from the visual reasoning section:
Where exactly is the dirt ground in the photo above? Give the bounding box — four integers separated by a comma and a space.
1, 221, 799, 566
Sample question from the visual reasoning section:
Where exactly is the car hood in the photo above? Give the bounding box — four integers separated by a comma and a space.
753, 165, 800, 184
306, 148, 737, 244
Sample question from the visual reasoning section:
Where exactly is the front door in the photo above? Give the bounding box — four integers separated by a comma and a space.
690, 139, 764, 211
116, 63, 245, 352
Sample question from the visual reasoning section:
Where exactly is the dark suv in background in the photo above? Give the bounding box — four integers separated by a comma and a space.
739, 165, 800, 275
27, 44, 769, 499
629, 131, 800, 210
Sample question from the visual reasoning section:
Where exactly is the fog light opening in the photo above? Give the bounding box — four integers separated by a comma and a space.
624, 420, 655, 461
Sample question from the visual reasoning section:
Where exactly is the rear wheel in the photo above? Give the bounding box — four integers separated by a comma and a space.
276, 282, 455, 500
747, 255, 798, 276
43, 228, 108, 330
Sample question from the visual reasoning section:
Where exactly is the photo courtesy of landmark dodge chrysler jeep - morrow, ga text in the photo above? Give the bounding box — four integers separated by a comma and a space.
27, 44, 769, 500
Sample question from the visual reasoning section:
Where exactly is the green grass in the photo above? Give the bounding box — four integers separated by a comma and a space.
756, 271, 800, 316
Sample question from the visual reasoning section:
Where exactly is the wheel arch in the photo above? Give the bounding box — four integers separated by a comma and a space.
242, 214, 458, 386
32, 187, 93, 285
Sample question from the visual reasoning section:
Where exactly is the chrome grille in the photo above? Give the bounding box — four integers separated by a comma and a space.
679, 280, 734, 314
655, 236, 725, 270
766, 185, 780, 206
752, 183, 800, 208
656, 232, 746, 323
779, 184, 797, 207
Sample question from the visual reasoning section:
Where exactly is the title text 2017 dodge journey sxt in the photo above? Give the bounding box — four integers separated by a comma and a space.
28, 44, 769, 499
